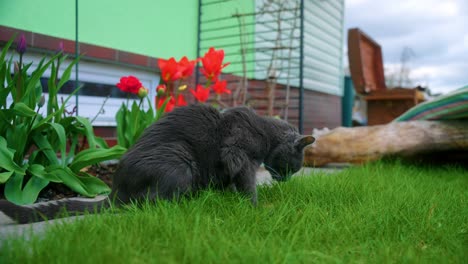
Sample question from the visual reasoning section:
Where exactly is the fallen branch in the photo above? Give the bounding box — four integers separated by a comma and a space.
304, 120, 468, 166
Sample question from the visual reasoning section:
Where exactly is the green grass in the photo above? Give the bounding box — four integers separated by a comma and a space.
1, 160, 467, 263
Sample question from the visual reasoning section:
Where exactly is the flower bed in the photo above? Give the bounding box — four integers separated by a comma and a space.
0, 34, 232, 205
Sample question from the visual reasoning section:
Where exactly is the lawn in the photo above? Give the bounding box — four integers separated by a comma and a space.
1, 160, 467, 263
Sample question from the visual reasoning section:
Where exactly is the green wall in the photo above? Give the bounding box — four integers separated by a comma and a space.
0, 0, 75, 39
1, 0, 345, 96
0, 0, 198, 59
79, 0, 198, 59
199, 0, 255, 77
302, 0, 345, 96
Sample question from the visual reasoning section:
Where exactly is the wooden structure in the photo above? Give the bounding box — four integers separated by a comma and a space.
348, 28, 425, 125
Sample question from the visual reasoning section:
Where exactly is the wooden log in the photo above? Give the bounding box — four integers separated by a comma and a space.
304, 121, 468, 167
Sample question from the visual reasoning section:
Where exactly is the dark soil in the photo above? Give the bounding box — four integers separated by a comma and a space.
85, 163, 116, 188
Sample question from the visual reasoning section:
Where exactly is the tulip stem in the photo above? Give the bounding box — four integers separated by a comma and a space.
16, 54, 23, 102
27, 105, 42, 134
138, 98, 143, 109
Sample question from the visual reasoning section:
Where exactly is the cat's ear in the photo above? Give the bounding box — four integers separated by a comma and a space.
294, 135, 315, 150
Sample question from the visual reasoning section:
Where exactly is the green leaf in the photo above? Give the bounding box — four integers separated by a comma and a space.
28, 164, 61, 182
134, 110, 148, 142
145, 96, 154, 114
46, 123, 67, 165
6, 123, 29, 162
24, 54, 59, 100
47, 61, 58, 116
13, 102, 36, 117
145, 105, 155, 123
95, 136, 109, 149
5, 172, 49, 205
44, 165, 90, 196
76, 172, 112, 195
32, 134, 59, 166
58, 84, 82, 116
116, 104, 128, 147
0, 171, 13, 184
156, 96, 171, 121
35, 77, 43, 106
0, 62, 9, 106
74, 116, 97, 148
69, 145, 126, 172
0, 110, 12, 133
0, 36, 14, 62
21, 176, 49, 204
66, 135, 79, 165
129, 101, 142, 144
0, 136, 26, 176
32, 110, 61, 130
4, 172, 24, 203
57, 56, 80, 92
22, 57, 55, 108
44, 165, 110, 197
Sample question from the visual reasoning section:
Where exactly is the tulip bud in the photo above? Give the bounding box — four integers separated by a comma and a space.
14, 62, 20, 73
178, 84, 187, 91
38, 95, 46, 108
58, 41, 64, 53
16, 34, 27, 55
156, 84, 166, 96
138, 87, 149, 98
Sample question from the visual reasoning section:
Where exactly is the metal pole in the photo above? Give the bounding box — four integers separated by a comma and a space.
75, 0, 79, 116
299, 0, 304, 133
195, 0, 202, 87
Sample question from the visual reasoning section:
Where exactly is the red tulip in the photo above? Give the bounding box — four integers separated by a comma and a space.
176, 94, 188, 106
157, 95, 176, 112
212, 80, 231, 95
116, 76, 142, 94
190, 85, 210, 102
178, 56, 197, 79
158, 57, 182, 82
200, 47, 230, 82
165, 97, 176, 112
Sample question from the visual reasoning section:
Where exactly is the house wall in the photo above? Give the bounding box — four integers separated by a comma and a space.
253, 1, 302, 87
0, 0, 198, 59
245, 80, 341, 134
1, 0, 345, 132
302, 0, 345, 96
0, 27, 161, 127
253, 0, 345, 97
199, 0, 256, 77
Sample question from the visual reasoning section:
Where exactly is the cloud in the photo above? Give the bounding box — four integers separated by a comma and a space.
344, 0, 468, 93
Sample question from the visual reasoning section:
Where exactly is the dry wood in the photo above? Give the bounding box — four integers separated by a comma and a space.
304, 120, 468, 167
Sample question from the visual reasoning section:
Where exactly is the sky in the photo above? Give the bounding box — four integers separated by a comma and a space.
344, 0, 468, 94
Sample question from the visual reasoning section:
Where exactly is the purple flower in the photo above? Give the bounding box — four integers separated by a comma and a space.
16, 34, 27, 55
58, 41, 64, 53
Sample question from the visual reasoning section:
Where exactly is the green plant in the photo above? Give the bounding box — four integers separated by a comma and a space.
114, 76, 166, 149
0, 36, 126, 205
115, 48, 231, 149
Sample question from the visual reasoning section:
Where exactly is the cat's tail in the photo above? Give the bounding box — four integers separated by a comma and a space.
0, 196, 110, 224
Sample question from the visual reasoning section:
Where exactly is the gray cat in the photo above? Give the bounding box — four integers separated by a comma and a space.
0, 104, 314, 223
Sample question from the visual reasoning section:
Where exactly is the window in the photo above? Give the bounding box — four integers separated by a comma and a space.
40, 78, 139, 99
11, 52, 160, 126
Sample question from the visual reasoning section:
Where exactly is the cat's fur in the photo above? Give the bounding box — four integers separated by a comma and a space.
0, 104, 314, 223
